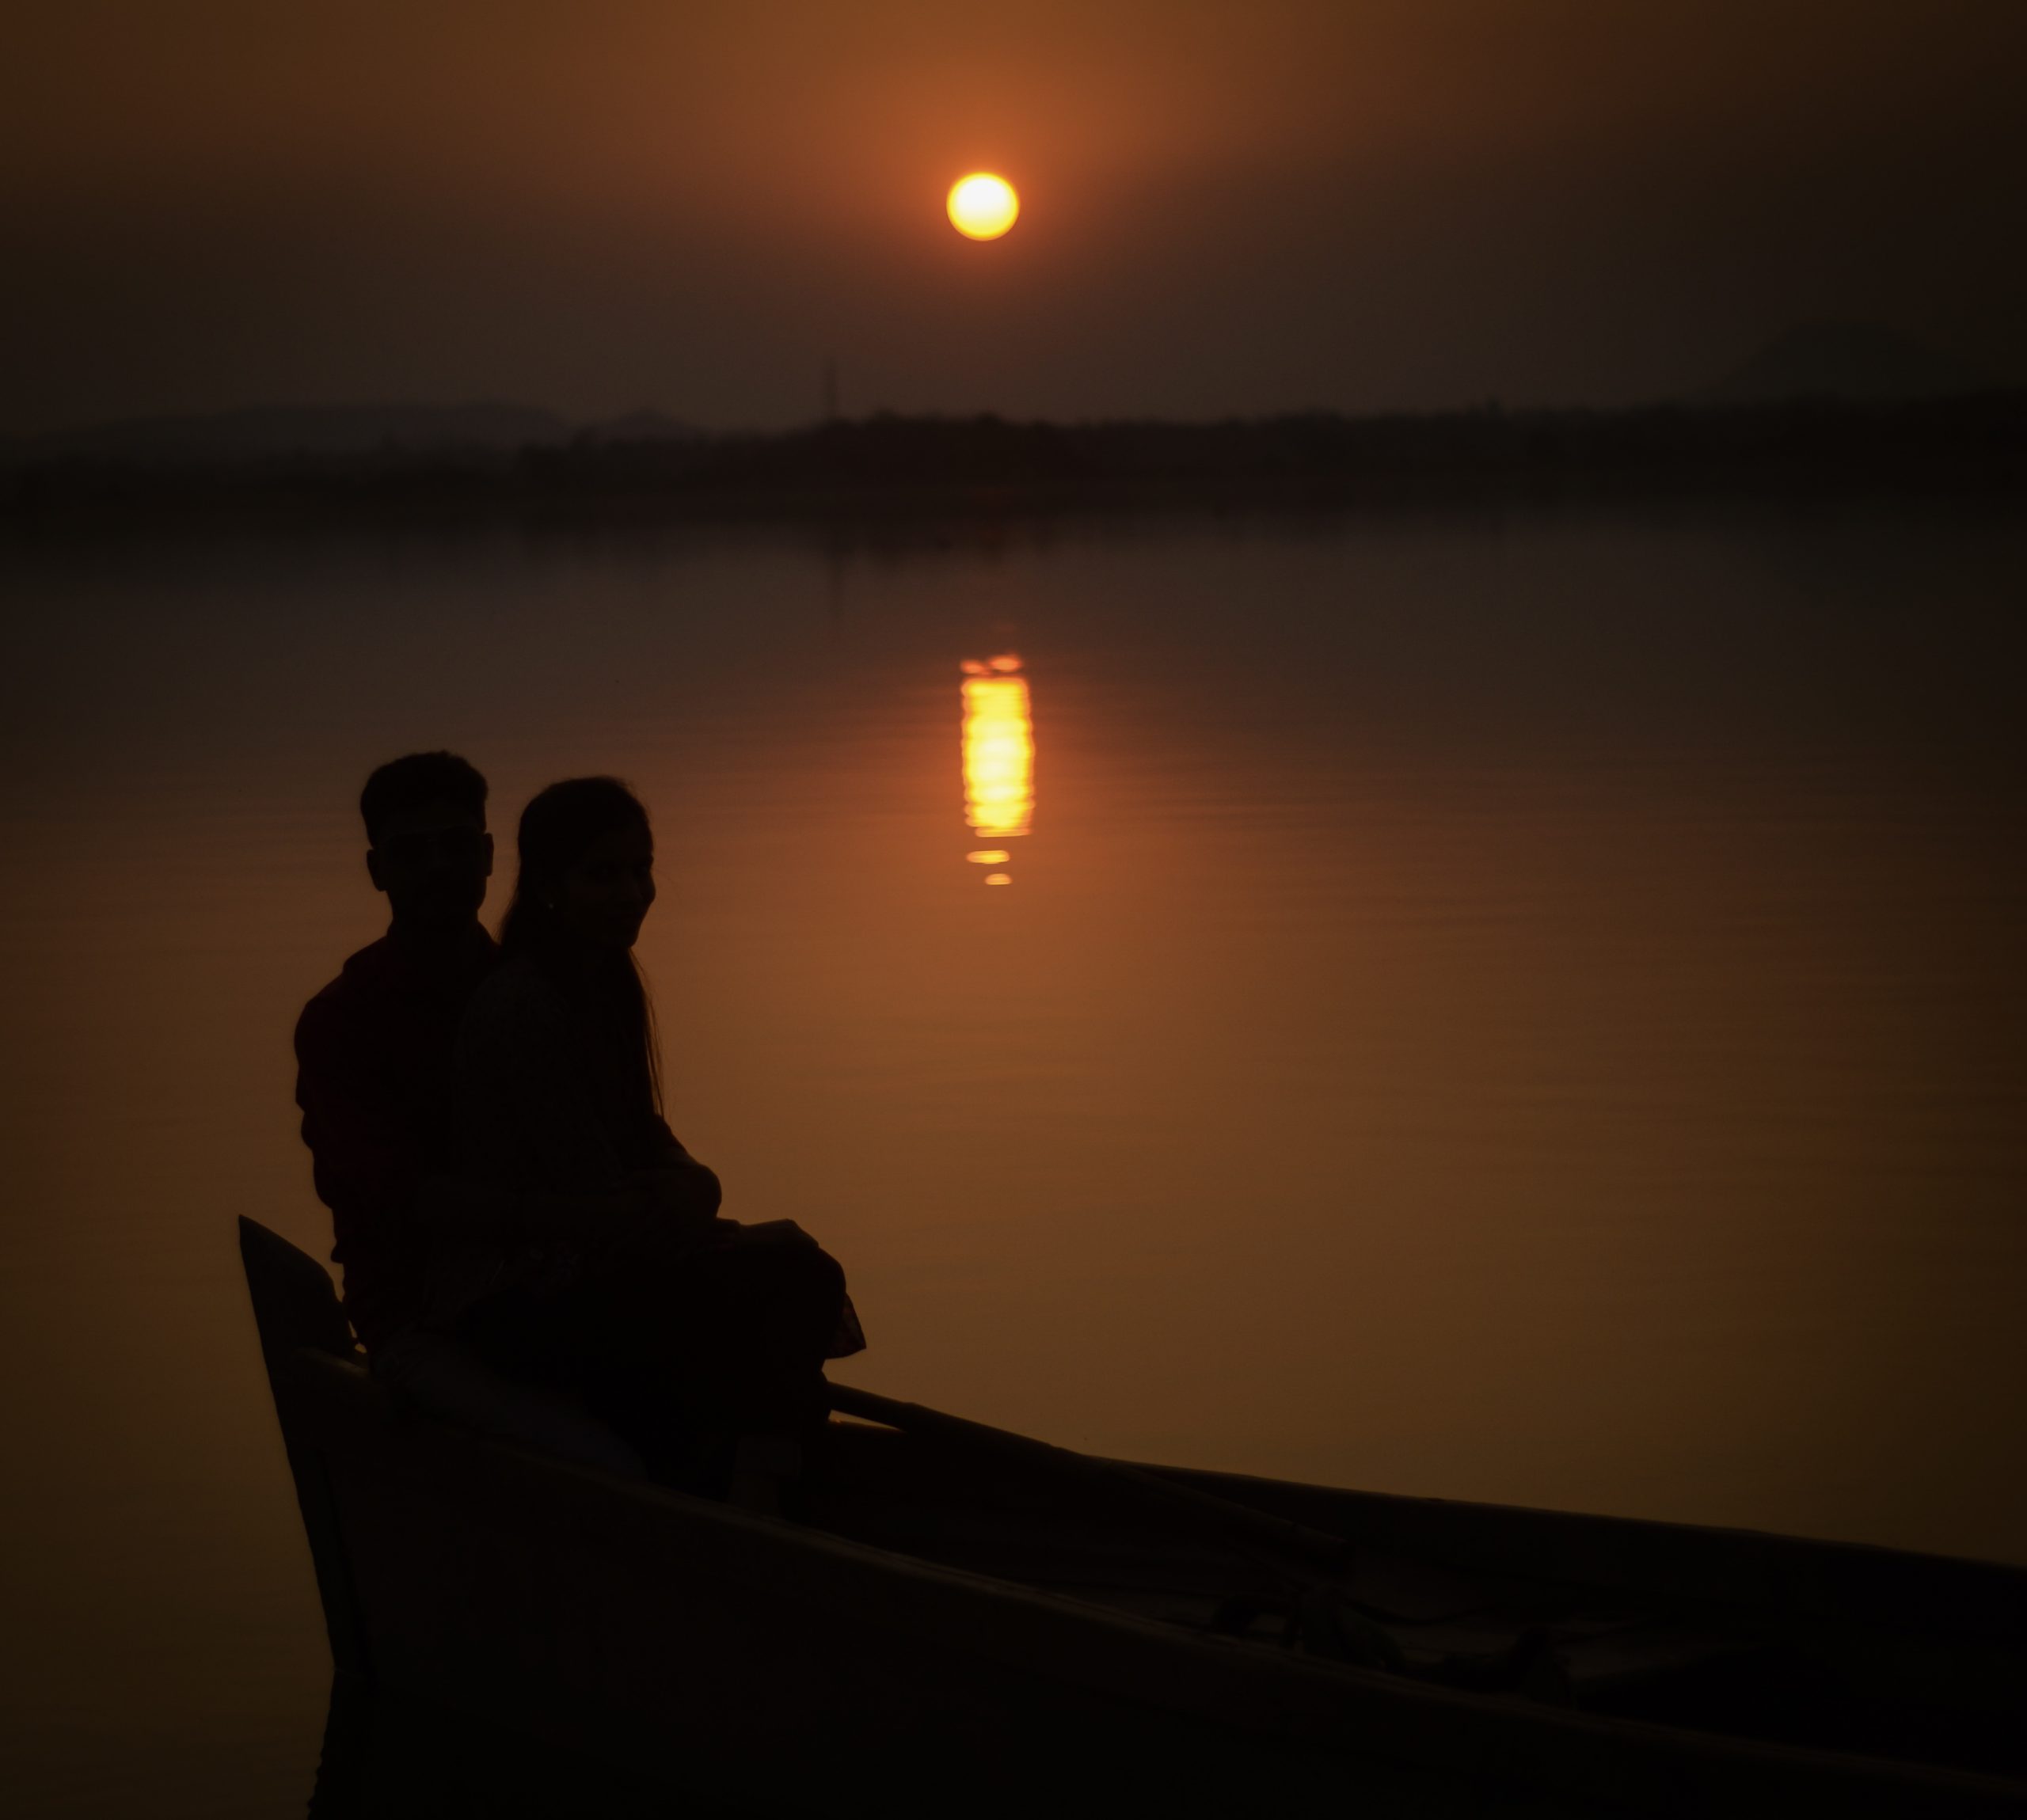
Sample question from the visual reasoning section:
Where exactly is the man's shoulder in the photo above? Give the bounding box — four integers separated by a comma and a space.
299, 929, 504, 1051
295, 937, 397, 1057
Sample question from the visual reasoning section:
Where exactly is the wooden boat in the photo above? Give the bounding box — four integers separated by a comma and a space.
241, 1218, 2027, 1817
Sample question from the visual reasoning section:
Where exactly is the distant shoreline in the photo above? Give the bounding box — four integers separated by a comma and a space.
6, 394, 2022, 530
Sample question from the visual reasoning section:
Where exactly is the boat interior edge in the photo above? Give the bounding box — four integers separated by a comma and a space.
801, 1419, 2027, 1785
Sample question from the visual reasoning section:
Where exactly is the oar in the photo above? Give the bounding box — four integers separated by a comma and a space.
825, 1381, 1352, 1579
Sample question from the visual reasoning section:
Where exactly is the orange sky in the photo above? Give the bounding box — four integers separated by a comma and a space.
4, 0, 2022, 431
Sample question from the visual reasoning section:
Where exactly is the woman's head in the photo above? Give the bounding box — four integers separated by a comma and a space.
502, 777, 656, 956
500, 776, 664, 1118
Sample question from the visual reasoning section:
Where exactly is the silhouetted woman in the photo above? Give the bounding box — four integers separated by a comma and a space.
447, 776, 861, 1494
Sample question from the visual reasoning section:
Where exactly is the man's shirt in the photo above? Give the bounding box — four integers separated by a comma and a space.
294, 923, 499, 1349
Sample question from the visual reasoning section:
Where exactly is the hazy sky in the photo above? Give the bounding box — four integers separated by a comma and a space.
5, 0, 2022, 432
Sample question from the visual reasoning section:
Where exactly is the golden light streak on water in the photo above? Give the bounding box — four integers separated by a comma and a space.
967, 849, 1010, 864
961, 658, 1034, 852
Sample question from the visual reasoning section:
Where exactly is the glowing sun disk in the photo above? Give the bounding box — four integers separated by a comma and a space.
948, 173, 1019, 240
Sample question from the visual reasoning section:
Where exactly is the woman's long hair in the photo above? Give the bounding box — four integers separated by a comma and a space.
499, 776, 664, 1119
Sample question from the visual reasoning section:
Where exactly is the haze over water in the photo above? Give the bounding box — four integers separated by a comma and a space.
1, 500, 2022, 1813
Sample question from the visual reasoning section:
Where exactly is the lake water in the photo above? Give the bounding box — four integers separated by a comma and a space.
2, 499, 2023, 1814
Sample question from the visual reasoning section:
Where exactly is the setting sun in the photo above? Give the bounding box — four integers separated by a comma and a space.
946, 173, 1019, 241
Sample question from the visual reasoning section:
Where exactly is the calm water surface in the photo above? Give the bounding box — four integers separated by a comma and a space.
2, 502, 2022, 1814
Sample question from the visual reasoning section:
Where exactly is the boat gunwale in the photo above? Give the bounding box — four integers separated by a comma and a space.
1132, 1460, 2027, 1642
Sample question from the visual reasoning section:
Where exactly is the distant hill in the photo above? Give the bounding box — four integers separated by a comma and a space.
1699, 322, 1991, 406
4, 401, 576, 467
576, 409, 708, 446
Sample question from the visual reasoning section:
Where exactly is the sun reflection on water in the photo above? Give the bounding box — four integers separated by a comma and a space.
961, 654, 1033, 880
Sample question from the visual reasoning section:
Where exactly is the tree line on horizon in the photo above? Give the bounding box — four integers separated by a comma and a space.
5, 390, 2022, 522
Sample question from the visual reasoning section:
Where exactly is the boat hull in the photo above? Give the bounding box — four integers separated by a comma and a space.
244, 1222, 2027, 1817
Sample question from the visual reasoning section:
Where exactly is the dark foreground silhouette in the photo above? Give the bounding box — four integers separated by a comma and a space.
296, 755, 859, 1511
308, 1676, 709, 1820
244, 1218, 2027, 1819
295, 752, 500, 1353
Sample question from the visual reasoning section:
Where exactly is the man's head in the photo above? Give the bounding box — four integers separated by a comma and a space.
359, 751, 492, 933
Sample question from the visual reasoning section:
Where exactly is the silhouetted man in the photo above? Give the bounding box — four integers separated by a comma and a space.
295, 752, 499, 1353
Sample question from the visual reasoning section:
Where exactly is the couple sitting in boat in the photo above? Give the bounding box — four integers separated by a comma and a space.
294, 750, 862, 1505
